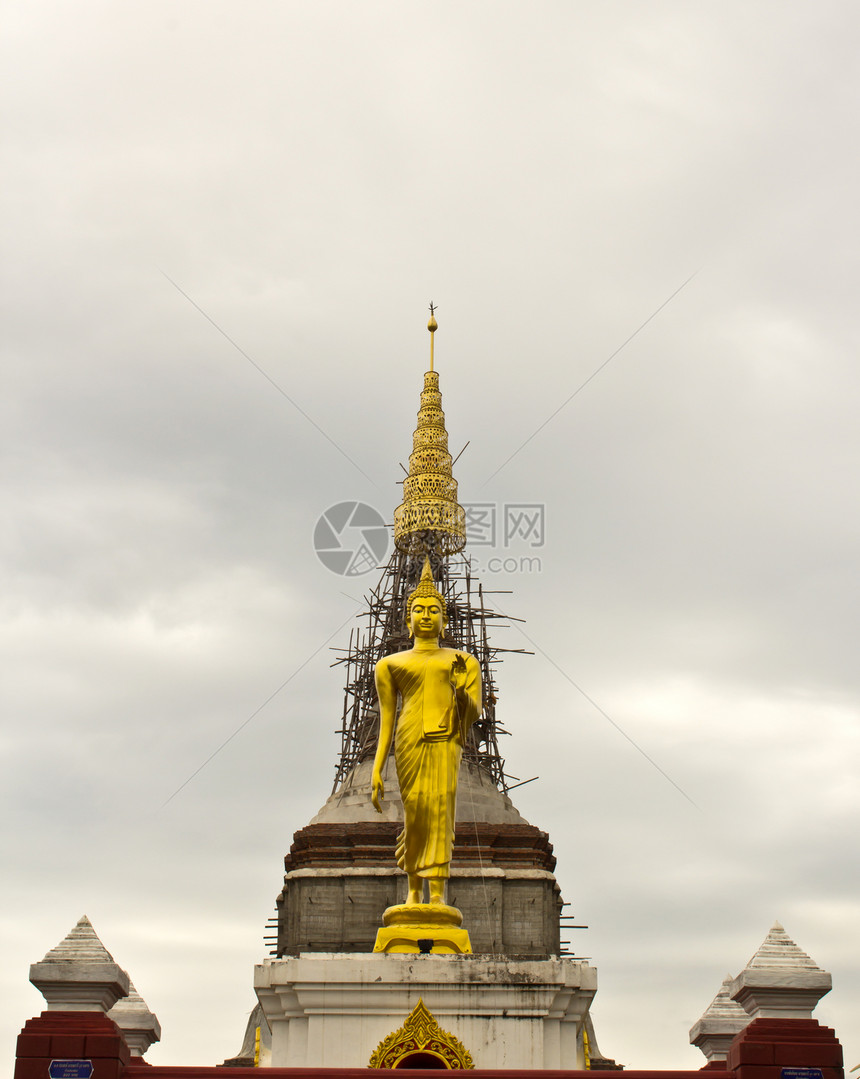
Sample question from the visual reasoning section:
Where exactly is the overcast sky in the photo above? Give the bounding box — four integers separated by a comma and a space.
2, 0, 858, 1071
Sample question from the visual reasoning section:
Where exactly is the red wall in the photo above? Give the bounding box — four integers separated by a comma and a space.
15, 1011, 843, 1079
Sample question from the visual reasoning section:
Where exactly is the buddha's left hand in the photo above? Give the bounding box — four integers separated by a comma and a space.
450, 654, 467, 692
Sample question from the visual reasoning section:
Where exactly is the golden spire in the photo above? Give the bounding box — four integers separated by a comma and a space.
393, 308, 466, 557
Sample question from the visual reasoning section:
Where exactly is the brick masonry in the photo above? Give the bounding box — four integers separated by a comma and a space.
15, 1011, 130, 1079
727, 1017, 843, 1079
276, 821, 563, 956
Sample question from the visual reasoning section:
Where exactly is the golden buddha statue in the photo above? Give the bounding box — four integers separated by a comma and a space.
371, 558, 481, 914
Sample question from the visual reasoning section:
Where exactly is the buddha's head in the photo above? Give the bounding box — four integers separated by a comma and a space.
406, 557, 447, 639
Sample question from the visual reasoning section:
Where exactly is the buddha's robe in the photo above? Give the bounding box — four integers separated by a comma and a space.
377, 647, 481, 879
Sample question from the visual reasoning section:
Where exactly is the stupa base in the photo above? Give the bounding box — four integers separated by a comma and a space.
254, 952, 598, 1069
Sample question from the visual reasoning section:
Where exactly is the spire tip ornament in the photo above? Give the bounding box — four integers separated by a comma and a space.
428, 302, 438, 369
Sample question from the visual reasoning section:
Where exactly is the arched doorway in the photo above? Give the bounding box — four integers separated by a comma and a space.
394, 1050, 450, 1069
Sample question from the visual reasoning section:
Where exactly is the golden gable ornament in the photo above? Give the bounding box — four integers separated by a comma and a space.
368, 998, 474, 1069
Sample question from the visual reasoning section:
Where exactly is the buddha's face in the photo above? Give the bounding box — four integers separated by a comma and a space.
410, 599, 444, 639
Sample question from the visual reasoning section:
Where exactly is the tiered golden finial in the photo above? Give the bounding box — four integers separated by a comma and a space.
393, 307, 466, 557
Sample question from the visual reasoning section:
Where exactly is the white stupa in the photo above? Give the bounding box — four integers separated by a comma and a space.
729, 921, 832, 1020
29, 914, 161, 1059
690, 973, 750, 1062
29, 915, 129, 1013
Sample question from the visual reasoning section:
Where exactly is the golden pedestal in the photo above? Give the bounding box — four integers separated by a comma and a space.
373, 903, 472, 955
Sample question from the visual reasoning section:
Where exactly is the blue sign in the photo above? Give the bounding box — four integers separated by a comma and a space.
49, 1062, 94, 1079
781, 1071, 823, 1079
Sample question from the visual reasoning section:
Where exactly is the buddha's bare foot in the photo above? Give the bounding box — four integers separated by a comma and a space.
428, 882, 446, 905
406, 875, 423, 906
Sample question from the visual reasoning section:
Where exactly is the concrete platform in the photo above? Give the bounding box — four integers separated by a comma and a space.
254, 952, 597, 1069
